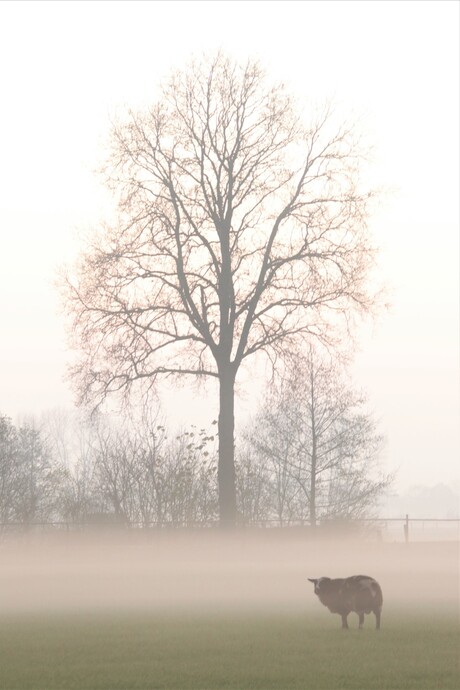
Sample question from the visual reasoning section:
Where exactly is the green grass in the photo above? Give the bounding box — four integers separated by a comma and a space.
0, 610, 458, 690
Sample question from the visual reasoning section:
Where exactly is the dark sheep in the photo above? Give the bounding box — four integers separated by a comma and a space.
308, 575, 383, 630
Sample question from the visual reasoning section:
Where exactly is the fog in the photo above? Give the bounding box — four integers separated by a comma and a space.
1, 531, 458, 619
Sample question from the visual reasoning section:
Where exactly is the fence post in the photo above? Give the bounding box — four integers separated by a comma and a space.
404, 514, 409, 543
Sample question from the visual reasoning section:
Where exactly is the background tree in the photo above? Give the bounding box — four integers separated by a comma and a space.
239, 411, 301, 525
0, 414, 65, 528
43, 409, 218, 528
235, 449, 271, 525
61, 53, 379, 526
246, 348, 391, 526
92, 422, 217, 527
43, 409, 101, 523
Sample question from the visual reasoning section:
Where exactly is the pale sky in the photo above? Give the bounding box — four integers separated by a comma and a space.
0, 1, 458, 492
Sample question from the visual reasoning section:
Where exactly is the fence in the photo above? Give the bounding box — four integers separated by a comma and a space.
233, 516, 460, 542
371, 516, 460, 542
0, 515, 459, 542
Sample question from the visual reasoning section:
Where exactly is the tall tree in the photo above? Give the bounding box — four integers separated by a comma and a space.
61, 54, 379, 526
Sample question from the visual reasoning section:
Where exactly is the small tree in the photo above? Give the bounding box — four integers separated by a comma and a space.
61, 53, 380, 526
246, 349, 390, 526
240, 413, 302, 525
235, 449, 272, 524
43, 409, 101, 523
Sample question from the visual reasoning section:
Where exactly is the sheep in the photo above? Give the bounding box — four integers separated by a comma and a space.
308, 575, 383, 630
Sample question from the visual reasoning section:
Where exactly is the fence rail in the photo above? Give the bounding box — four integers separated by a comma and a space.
1, 515, 459, 542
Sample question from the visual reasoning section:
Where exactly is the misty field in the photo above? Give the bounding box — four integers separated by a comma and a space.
0, 534, 458, 689
0, 610, 458, 690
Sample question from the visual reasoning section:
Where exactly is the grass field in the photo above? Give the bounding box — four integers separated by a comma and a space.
0, 535, 458, 689
0, 609, 458, 690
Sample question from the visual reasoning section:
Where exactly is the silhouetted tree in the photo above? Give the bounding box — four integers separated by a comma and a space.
61, 53, 379, 526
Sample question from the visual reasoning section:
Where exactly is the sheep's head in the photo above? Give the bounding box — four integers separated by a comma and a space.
308, 577, 331, 596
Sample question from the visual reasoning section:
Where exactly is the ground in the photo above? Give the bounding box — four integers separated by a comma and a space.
0, 534, 458, 689
0, 609, 458, 690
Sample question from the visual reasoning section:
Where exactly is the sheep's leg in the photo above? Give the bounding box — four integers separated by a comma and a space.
358, 613, 364, 629
341, 613, 349, 629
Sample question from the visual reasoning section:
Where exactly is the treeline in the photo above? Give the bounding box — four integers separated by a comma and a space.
0, 413, 218, 528
0, 354, 391, 530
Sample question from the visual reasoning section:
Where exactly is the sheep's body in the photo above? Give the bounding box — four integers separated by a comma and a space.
308, 575, 383, 629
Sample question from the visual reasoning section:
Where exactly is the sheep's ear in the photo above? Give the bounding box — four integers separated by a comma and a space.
308, 578, 317, 584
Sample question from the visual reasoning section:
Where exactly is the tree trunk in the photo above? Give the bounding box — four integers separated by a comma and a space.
309, 359, 317, 529
310, 440, 317, 529
218, 365, 237, 528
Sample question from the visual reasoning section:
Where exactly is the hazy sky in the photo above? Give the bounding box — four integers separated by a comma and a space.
0, 1, 458, 492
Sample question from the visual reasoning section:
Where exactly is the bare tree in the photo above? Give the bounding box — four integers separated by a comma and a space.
0, 414, 65, 528
61, 53, 379, 526
41, 408, 218, 528
235, 449, 272, 525
240, 412, 302, 525
93, 422, 217, 527
42, 409, 104, 523
247, 348, 391, 526
153, 427, 217, 526
0, 414, 22, 525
